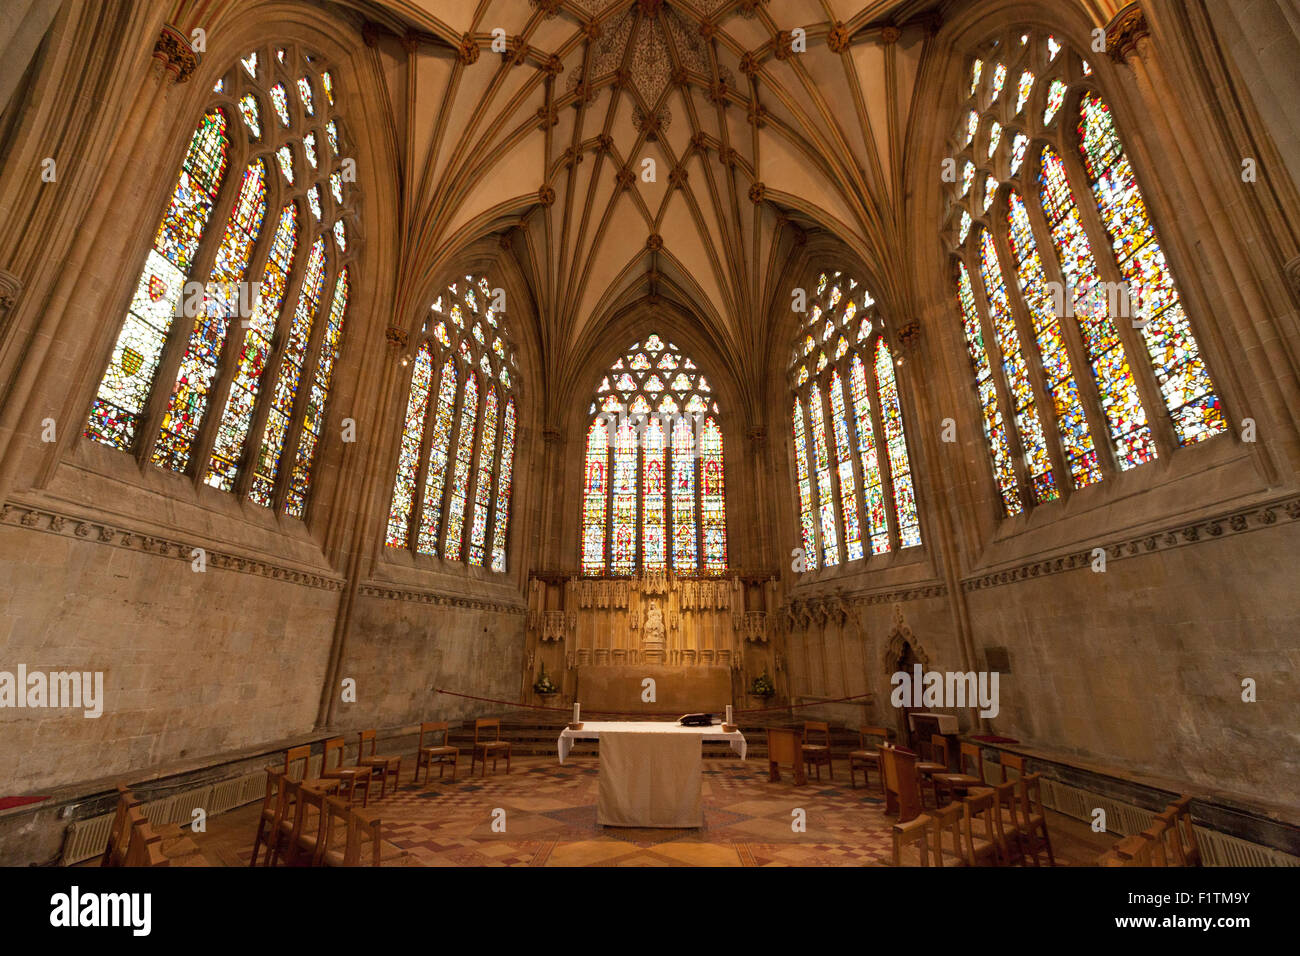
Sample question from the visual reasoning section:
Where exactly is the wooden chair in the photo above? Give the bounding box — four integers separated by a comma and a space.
892, 813, 934, 866
124, 810, 168, 867
766, 727, 806, 785
317, 797, 355, 867
357, 729, 403, 799
471, 718, 511, 776
915, 734, 950, 807
101, 784, 139, 867
1018, 773, 1054, 865
932, 802, 969, 866
992, 780, 1025, 865
932, 741, 985, 802
321, 736, 374, 806
415, 721, 459, 784
1167, 796, 1202, 866
249, 768, 284, 867
800, 720, 834, 781
848, 726, 890, 791
285, 783, 328, 866
285, 742, 342, 795
268, 777, 303, 866
1136, 817, 1171, 866
879, 744, 924, 823
1113, 832, 1154, 865
960, 790, 1001, 866
997, 752, 1026, 782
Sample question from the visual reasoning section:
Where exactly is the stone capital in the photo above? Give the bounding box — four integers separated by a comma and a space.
1105, 2, 1150, 64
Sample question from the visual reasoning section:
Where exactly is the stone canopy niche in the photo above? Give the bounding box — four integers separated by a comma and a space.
523, 570, 780, 710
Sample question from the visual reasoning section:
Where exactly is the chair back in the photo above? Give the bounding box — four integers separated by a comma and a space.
102, 784, 140, 867
474, 718, 500, 745
323, 736, 346, 771
959, 742, 984, 783
284, 744, 311, 781
1114, 832, 1154, 865
354, 811, 384, 866
124, 808, 167, 867
766, 727, 802, 766
1168, 796, 1201, 866
963, 789, 998, 856
881, 745, 924, 822
933, 802, 965, 865
358, 729, 377, 760
1138, 818, 1171, 866
891, 814, 933, 867
319, 797, 354, 866
993, 780, 1023, 862
803, 721, 830, 748
858, 726, 890, 750
419, 721, 450, 749
930, 734, 951, 770
998, 752, 1025, 782
1018, 772, 1045, 819
260, 769, 284, 814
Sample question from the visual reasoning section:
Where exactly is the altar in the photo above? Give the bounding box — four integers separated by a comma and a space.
557, 721, 747, 827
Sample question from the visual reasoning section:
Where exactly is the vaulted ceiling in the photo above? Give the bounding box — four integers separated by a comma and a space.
184, 0, 1125, 421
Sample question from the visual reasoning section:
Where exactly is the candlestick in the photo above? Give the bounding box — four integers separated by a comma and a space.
573, 702, 580, 724
725, 704, 733, 725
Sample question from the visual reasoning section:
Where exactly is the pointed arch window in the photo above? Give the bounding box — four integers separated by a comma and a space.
384, 275, 520, 572
945, 30, 1226, 516
84, 44, 357, 522
580, 335, 727, 576
787, 272, 924, 567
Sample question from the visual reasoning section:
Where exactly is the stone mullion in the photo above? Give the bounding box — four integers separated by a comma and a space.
479, 393, 507, 570
604, 422, 615, 576
818, 372, 847, 566
1021, 173, 1121, 477
136, 132, 251, 467
1056, 113, 1179, 459
435, 372, 470, 559
797, 392, 824, 571
964, 244, 1035, 507
992, 206, 1073, 497
863, 341, 902, 552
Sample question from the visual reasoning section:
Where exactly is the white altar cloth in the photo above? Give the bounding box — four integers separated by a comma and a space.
556, 720, 748, 764
555, 721, 747, 828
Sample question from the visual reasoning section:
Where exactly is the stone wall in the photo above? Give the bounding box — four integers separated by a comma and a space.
0, 519, 339, 794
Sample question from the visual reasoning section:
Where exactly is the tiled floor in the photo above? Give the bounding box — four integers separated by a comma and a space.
191, 756, 1112, 866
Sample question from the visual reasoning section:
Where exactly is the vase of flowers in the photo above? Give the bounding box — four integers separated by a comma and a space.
533, 664, 558, 697
749, 670, 775, 699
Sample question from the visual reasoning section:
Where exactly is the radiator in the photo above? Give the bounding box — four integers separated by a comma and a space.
62, 812, 116, 865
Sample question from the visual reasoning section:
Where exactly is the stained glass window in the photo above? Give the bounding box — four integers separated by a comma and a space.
874, 342, 921, 547
86, 109, 230, 449
946, 31, 1226, 519
386, 273, 520, 570
386, 346, 437, 548
85, 45, 357, 521
490, 398, 516, 572
154, 159, 268, 473
1039, 146, 1153, 467
466, 386, 499, 565
1076, 93, 1226, 444
248, 237, 326, 507
443, 373, 479, 560
205, 201, 298, 492
284, 267, 348, 518
1006, 189, 1100, 488
978, 228, 1057, 503
579, 336, 726, 575
788, 271, 922, 567
956, 262, 1023, 515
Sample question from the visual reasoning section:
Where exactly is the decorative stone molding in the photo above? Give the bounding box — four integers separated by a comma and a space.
1104, 2, 1150, 64
361, 22, 382, 48
733, 610, 769, 643
0, 270, 21, 313
152, 25, 199, 83
537, 185, 556, 206
646, 233, 663, 251
541, 424, 562, 443
1284, 256, 1300, 297
739, 52, 759, 77
748, 182, 766, 204
400, 32, 420, 55
457, 34, 480, 64
360, 583, 525, 614
699, 21, 716, 40
536, 106, 559, 129
544, 54, 564, 76
896, 320, 920, 349
638, 0, 664, 16
880, 25, 901, 45
668, 164, 688, 189
615, 166, 635, 190
826, 22, 852, 54
384, 325, 408, 349
528, 609, 575, 641
773, 31, 795, 61
961, 495, 1300, 592
2, 501, 345, 591
883, 605, 930, 671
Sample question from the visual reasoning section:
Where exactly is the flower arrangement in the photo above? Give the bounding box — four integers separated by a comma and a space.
749, 670, 775, 698
532, 664, 557, 696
